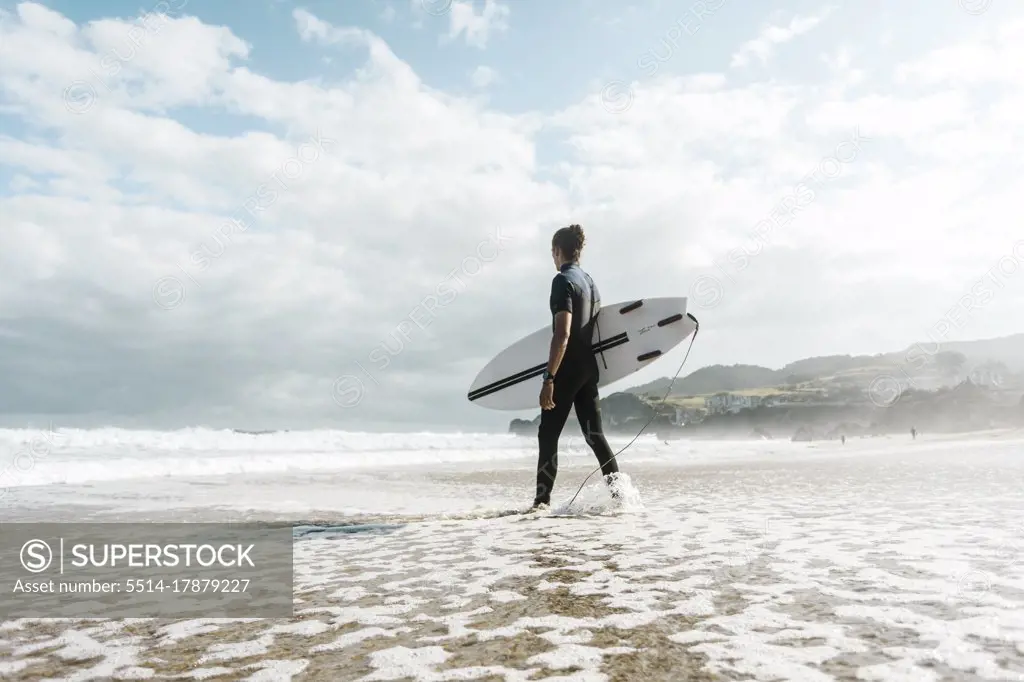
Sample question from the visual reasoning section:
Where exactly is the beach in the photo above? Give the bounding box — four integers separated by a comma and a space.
1, 428, 1024, 681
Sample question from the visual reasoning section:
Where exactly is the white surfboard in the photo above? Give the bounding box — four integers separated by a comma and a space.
468, 297, 698, 411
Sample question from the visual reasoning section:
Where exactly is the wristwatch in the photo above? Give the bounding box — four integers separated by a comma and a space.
542, 370, 554, 383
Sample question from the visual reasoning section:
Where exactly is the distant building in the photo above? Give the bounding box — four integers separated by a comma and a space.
672, 406, 705, 425
969, 364, 1008, 389
704, 392, 763, 415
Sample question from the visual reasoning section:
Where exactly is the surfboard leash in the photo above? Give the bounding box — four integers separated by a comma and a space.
565, 313, 700, 509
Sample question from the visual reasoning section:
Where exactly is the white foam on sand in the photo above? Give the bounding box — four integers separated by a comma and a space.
0, 657, 45, 676
155, 618, 262, 647
3, 430, 1024, 680
178, 666, 237, 680
15, 627, 147, 681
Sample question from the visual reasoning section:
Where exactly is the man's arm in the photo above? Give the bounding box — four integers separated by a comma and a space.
546, 274, 573, 379
547, 311, 571, 378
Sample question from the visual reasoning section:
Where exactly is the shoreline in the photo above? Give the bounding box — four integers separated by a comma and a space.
510, 423, 1024, 442
3, 437, 1024, 679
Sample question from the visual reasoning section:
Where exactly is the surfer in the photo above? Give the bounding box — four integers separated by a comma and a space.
533, 224, 620, 509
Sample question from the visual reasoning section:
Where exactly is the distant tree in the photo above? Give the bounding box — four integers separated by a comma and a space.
935, 351, 967, 378
602, 392, 655, 421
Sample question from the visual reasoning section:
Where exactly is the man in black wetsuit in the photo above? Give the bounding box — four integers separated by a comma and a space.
533, 224, 620, 509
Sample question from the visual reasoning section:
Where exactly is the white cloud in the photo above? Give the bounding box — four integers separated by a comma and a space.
894, 20, 1024, 86
294, 8, 374, 48
731, 10, 832, 68
0, 4, 1023, 430
443, 0, 509, 49
470, 65, 497, 88
0, 4, 547, 429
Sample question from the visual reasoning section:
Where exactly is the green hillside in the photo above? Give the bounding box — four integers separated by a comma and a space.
626, 333, 1024, 399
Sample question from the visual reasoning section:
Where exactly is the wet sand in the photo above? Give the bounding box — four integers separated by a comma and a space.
2, 434, 1024, 680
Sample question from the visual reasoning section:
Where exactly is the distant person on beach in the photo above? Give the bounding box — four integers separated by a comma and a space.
911, 427, 917, 440
533, 224, 620, 510
841, 435, 846, 445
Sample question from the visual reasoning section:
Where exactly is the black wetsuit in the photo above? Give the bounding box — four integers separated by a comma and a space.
534, 262, 619, 506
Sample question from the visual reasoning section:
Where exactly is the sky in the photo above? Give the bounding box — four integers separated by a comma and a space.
0, 0, 1022, 433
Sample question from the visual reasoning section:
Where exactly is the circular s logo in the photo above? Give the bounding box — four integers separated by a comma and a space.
600, 80, 634, 114
20, 539, 53, 573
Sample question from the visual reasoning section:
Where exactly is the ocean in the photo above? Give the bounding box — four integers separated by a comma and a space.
1, 427, 1023, 680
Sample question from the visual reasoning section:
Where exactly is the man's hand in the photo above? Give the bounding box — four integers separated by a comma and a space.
540, 381, 555, 410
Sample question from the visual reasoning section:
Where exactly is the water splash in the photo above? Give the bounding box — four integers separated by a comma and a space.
554, 472, 644, 516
